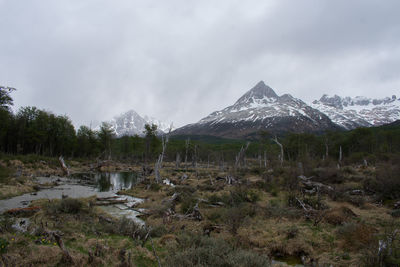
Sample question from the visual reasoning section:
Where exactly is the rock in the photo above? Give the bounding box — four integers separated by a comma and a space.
12, 218, 30, 233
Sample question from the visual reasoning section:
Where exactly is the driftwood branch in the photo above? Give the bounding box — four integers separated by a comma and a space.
53, 232, 74, 264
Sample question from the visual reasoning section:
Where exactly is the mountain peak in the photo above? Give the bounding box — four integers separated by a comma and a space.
234, 81, 278, 106
249, 81, 278, 98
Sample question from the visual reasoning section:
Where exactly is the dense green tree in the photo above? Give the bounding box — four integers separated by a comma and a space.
143, 124, 160, 162
0, 86, 15, 110
98, 122, 115, 159
76, 126, 99, 157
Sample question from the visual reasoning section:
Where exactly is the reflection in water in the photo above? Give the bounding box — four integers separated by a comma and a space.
0, 172, 144, 224
72, 172, 139, 192
95, 172, 138, 191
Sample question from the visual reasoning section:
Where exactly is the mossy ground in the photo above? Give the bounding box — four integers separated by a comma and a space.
0, 157, 399, 266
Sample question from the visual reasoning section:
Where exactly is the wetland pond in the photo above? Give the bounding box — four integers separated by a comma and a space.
0, 172, 144, 224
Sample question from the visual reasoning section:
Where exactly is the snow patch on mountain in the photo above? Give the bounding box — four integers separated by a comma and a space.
198, 81, 326, 126
173, 81, 340, 138
311, 94, 400, 129
107, 110, 173, 137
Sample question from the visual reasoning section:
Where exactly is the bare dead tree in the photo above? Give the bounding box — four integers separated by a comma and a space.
235, 142, 250, 170
192, 144, 198, 168
271, 135, 284, 165
264, 150, 267, 168
175, 152, 181, 168
219, 153, 225, 171
185, 138, 190, 170
58, 156, 70, 176
154, 127, 172, 183
324, 138, 329, 159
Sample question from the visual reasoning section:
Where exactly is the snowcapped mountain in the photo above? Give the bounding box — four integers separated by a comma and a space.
143, 115, 173, 133
108, 110, 172, 137
173, 81, 341, 138
311, 94, 400, 130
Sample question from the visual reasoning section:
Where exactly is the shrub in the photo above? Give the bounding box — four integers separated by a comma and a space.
165, 233, 270, 267
336, 222, 375, 251
180, 195, 197, 214
224, 204, 254, 235
98, 216, 146, 238
312, 167, 344, 184
227, 186, 260, 207
0, 238, 9, 254
391, 210, 400, 218
59, 198, 83, 213
363, 163, 400, 201
0, 165, 14, 183
286, 225, 299, 239
149, 183, 161, 191
206, 210, 223, 223
45, 198, 86, 214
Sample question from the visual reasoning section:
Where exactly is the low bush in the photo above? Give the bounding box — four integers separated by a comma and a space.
45, 198, 87, 214
363, 163, 400, 201
224, 205, 250, 235
336, 222, 375, 251
165, 233, 270, 267
0, 165, 14, 183
0, 238, 9, 254
312, 167, 345, 184
148, 183, 161, 191
227, 186, 260, 206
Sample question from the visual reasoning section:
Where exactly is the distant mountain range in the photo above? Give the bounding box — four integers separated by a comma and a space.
173, 81, 341, 138
107, 81, 400, 139
311, 94, 400, 130
173, 81, 400, 138
106, 110, 172, 137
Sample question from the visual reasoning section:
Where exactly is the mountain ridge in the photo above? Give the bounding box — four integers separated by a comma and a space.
173, 81, 342, 138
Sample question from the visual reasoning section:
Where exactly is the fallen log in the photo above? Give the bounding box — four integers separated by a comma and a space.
5, 206, 41, 216
298, 175, 333, 192
96, 196, 120, 201
94, 199, 128, 206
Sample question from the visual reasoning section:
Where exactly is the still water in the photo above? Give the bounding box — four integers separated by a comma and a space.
0, 172, 144, 223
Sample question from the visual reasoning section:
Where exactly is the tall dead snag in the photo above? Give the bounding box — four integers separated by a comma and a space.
324, 138, 329, 160
58, 156, 70, 176
337, 145, 343, 169
155, 127, 172, 183
264, 150, 267, 168
175, 153, 181, 168
192, 144, 198, 168
185, 138, 190, 170
271, 136, 284, 165
235, 142, 250, 170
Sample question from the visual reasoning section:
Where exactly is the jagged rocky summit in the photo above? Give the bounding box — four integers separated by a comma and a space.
311, 94, 400, 130
108, 110, 172, 137
173, 81, 341, 138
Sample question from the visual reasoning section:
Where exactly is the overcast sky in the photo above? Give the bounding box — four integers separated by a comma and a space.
1, 0, 399, 128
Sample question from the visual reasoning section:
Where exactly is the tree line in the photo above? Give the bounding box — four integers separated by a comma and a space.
1, 87, 399, 165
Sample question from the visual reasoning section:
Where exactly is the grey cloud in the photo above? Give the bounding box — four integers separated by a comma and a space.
1, 0, 399, 127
